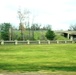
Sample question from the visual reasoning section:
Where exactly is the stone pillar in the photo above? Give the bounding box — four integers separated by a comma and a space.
1, 40, 4, 45
27, 40, 30, 44
48, 40, 50, 44
57, 40, 59, 44
15, 40, 18, 45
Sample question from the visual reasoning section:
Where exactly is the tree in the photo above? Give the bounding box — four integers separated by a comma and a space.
19, 23, 25, 40
45, 29, 55, 40
31, 23, 41, 30
69, 24, 76, 31
42, 24, 51, 30
18, 8, 25, 40
30, 23, 41, 40
18, 8, 30, 40
46, 24, 51, 30
0, 23, 12, 40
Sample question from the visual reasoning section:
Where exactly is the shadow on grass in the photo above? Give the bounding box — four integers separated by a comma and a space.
0, 63, 76, 72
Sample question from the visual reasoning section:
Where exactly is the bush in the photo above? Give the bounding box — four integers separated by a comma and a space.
1, 23, 12, 40
45, 29, 55, 40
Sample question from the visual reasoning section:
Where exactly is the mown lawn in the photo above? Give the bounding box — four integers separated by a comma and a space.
0, 44, 76, 73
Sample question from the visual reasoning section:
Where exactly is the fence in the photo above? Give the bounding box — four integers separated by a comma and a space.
0, 40, 75, 45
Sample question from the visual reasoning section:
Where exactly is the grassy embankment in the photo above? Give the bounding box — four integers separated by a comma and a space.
14, 30, 68, 40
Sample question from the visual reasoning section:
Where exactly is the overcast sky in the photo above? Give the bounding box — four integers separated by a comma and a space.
0, 0, 76, 30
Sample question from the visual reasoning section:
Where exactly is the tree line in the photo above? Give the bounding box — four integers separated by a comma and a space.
0, 23, 55, 41
0, 22, 76, 41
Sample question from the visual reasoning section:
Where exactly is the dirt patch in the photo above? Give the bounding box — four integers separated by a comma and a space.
0, 72, 76, 75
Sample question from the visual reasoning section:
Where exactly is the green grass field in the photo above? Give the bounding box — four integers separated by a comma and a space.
0, 44, 76, 73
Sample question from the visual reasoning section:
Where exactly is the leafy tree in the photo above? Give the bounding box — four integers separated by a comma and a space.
0, 23, 12, 40
45, 29, 55, 40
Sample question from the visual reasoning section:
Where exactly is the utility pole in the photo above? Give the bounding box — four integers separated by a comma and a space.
9, 27, 12, 41
32, 16, 35, 40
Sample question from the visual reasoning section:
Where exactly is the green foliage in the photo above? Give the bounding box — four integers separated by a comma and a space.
0, 23, 12, 40
34, 30, 47, 40
0, 31, 1, 40
45, 29, 55, 40
55, 34, 69, 40
0, 26, 69, 40
0, 44, 76, 72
